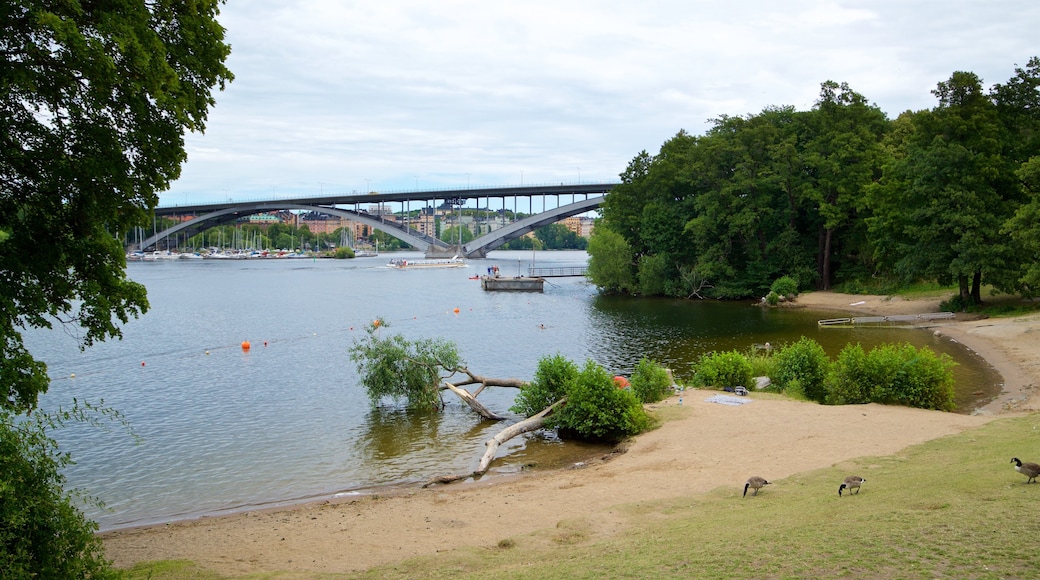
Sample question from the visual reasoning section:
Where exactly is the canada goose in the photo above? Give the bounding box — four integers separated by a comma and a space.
838, 475, 865, 496
1010, 457, 1040, 483
744, 476, 770, 497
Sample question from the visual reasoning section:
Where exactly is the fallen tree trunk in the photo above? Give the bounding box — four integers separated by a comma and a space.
442, 381, 508, 420
424, 399, 566, 487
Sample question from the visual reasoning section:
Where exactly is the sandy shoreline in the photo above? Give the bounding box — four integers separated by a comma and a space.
101, 291, 1040, 576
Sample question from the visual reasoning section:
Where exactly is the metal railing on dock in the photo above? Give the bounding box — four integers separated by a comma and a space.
528, 266, 588, 277
818, 312, 955, 327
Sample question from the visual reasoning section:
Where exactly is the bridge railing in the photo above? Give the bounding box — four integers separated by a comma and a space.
529, 266, 588, 277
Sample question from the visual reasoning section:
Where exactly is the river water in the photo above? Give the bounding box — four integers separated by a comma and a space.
30, 250, 1000, 530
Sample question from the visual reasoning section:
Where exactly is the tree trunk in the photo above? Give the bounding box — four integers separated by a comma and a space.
971, 271, 982, 304
958, 275, 970, 304
424, 399, 565, 487
442, 381, 507, 421
821, 227, 833, 290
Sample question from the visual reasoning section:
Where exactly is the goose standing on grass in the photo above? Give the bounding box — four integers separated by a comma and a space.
838, 476, 865, 496
743, 476, 770, 497
1011, 457, 1040, 483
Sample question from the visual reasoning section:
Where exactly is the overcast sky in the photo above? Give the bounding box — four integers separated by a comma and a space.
163, 0, 1040, 206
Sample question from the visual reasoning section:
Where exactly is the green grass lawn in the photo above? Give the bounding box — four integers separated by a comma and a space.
122, 413, 1040, 579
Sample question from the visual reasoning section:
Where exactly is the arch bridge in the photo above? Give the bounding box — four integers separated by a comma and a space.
139, 183, 615, 258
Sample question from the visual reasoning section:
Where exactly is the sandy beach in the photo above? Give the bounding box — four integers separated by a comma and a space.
101, 291, 1040, 576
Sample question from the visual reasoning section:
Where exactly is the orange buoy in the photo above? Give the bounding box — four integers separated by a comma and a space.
241, 340, 251, 351
613, 376, 629, 389
453, 307, 460, 314
373, 319, 381, 328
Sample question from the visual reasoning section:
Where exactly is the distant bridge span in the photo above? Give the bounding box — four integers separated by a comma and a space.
140, 183, 615, 258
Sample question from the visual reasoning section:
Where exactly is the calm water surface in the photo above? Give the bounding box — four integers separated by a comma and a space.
31, 250, 1001, 530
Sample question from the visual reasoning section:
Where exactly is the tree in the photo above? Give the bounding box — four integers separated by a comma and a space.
2, 2, 232, 575
801, 82, 888, 289
439, 224, 474, 245
868, 72, 1012, 304
535, 223, 587, 250
586, 226, 636, 294
2, 1, 233, 411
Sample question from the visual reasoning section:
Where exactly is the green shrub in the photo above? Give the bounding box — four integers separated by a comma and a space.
866, 344, 956, 411
824, 343, 956, 411
693, 350, 753, 390
826, 343, 872, 404
513, 356, 650, 443
1, 411, 115, 578
772, 337, 830, 403
333, 246, 355, 259
510, 354, 578, 417
552, 360, 650, 443
630, 357, 674, 403
769, 275, 799, 297
765, 291, 780, 305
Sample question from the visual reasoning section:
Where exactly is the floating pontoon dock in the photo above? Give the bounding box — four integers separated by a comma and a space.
817, 312, 955, 327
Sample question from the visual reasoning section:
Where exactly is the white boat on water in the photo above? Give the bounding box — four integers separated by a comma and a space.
386, 256, 466, 269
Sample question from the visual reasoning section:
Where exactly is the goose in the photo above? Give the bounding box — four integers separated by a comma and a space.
1011, 457, 1040, 483
743, 476, 770, 497
838, 475, 865, 496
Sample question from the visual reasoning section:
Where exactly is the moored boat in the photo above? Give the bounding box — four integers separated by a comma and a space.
386, 256, 466, 269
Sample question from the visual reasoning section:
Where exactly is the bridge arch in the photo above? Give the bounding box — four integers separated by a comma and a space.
139, 184, 613, 257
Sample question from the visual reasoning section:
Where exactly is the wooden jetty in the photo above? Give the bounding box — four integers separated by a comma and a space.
818, 312, 955, 327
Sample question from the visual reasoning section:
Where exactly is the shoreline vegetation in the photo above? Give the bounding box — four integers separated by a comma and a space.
102, 291, 1040, 577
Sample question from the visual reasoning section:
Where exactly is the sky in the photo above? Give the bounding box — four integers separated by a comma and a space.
163, 0, 1040, 206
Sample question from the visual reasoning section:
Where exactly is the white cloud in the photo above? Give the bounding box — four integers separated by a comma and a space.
165, 0, 1040, 204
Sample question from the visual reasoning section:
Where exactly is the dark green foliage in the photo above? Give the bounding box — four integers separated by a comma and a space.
637, 253, 670, 296
1, 410, 116, 578
590, 58, 1040, 301
1, 1, 233, 412
770, 275, 799, 297
693, 350, 753, 390
772, 337, 831, 403
551, 361, 650, 443
630, 357, 674, 403
333, 246, 356, 259
510, 354, 577, 418
348, 320, 462, 410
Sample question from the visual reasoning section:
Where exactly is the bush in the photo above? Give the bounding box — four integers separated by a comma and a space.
825, 343, 956, 411
333, 246, 355, 259
513, 356, 650, 443
693, 350, 753, 390
765, 291, 780, 306
772, 337, 830, 403
552, 360, 650, 443
510, 354, 578, 417
826, 344, 872, 405
630, 357, 673, 403
1, 411, 115, 578
868, 344, 955, 410
769, 275, 799, 297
